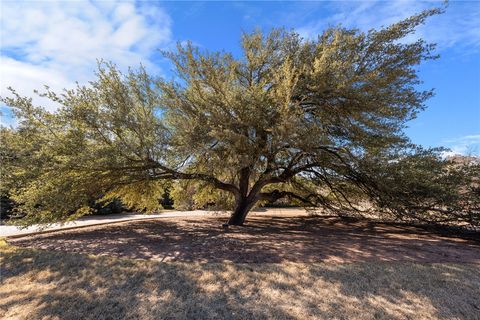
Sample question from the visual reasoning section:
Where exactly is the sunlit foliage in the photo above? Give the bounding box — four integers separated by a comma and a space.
1, 6, 478, 226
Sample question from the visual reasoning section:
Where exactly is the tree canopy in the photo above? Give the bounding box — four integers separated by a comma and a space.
1, 7, 479, 226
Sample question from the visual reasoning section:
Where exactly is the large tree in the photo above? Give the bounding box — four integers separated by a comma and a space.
2, 7, 479, 226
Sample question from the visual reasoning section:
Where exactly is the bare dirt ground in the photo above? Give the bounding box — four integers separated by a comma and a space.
8, 214, 480, 263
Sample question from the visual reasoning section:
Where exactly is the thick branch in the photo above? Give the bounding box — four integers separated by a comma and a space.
152, 162, 240, 197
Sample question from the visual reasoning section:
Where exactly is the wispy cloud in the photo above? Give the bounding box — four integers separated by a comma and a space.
443, 134, 480, 156
297, 1, 480, 55
0, 0, 172, 111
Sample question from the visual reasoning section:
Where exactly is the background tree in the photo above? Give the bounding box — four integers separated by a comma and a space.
2, 6, 478, 226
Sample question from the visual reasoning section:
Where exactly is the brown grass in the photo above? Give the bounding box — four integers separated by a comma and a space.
8, 215, 480, 263
2, 215, 480, 319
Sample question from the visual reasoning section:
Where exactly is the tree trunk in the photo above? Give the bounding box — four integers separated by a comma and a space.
228, 197, 256, 226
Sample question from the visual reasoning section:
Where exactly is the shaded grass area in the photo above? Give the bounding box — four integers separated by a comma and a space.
1, 240, 480, 320
9, 216, 480, 263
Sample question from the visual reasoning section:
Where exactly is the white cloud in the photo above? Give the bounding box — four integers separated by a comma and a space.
297, 1, 480, 54
443, 134, 480, 156
0, 0, 172, 111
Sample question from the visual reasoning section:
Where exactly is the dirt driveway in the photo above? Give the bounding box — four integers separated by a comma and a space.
8, 215, 480, 263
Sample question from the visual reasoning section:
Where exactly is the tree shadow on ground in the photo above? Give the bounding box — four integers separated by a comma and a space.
1, 246, 479, 319
9, 215, 480, 263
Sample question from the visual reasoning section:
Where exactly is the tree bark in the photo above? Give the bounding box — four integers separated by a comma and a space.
228, 197, 256, 226
227, 166, 255, 226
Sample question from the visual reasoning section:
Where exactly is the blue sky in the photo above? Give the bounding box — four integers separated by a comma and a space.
1, 0, 479, 155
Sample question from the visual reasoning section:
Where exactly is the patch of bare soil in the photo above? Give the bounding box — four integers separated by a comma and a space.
9, 216, 480, 263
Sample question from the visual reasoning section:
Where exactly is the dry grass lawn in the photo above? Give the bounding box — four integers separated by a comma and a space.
1, 215, 480, 319
8, 215, 480, 263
